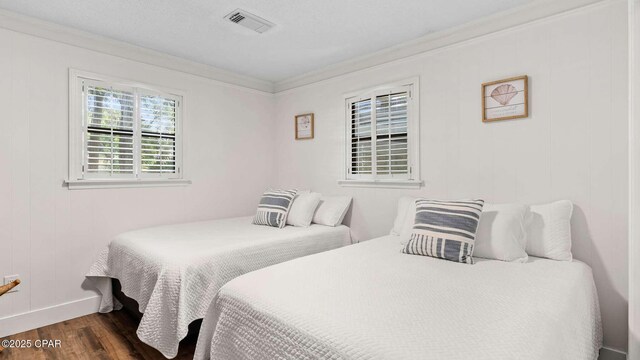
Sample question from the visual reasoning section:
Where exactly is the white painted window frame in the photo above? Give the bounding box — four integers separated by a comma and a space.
339, 77, 422, 189
67, 69, 190, 190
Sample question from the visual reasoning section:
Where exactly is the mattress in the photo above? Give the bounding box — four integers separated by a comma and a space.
194, 235, 602, 360
86, 216, 351, 358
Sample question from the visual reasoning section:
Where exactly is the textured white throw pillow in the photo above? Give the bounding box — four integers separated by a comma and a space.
312, 196, 352, 227
391, 196, 415, 236
394, 197, 418, 245
286, 192, 322, 227
402, 199, 419, 242
473, 203, 530, 263
525, 200, 573, 261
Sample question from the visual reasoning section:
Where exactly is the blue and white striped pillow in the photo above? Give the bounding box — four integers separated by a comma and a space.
402, 199, 484, 264
253, 189, 297, 228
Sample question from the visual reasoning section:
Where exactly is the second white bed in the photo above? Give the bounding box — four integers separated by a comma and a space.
195, 235, 602, 360
86, 216, 351, 358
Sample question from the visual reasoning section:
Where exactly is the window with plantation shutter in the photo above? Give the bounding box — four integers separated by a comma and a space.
140, 93, 178, 175
350, 98, 373, 175
85, 83, 136, 176
375, 92, 409, 176
68, 71, 185, 188
342, 79, 421, 188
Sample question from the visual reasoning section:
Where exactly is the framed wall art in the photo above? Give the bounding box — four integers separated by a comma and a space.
295, 113, 314, 140
482, 75, 528, 122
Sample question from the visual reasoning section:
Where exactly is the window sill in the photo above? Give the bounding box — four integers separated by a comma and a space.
64, 178, 192, 190
337, 179, 423, 189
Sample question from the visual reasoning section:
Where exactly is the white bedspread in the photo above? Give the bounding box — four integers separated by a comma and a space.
195, 235, 602, 360
86, 216, 351, 358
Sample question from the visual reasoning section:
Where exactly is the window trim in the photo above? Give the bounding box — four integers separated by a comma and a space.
67, 69, 187, 189
340, 77, 422, 188
65, 178, 191, 190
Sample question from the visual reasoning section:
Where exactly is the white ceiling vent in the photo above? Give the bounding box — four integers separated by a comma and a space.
224, 9, 274, 34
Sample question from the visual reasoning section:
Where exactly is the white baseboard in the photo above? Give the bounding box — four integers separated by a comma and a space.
0, 296, 101, 338
600, 347, 628, 360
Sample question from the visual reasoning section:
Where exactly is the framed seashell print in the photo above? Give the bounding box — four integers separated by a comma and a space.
295, 113, 314, 140
482, 75, 528, 122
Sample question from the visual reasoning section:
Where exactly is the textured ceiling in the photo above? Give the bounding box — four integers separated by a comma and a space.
0, 0, 533, 82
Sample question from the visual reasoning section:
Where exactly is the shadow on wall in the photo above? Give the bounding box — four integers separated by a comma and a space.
340, 195, 390, 242
572, 205, 628, 353
342, 202, 354, 228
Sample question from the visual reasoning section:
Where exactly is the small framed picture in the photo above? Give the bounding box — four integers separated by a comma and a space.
295, 113, 314, 140
482, 75, 528, 122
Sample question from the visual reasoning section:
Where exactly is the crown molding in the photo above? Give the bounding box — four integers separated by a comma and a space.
273, 0, 609, 93
0, 9, 274, 94
0, 0, 612, 95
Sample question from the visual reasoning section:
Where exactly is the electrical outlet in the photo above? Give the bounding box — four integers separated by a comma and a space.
3, 275, 19, 293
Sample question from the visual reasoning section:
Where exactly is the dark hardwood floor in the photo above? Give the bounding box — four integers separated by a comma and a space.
0, 310, 617, 360
0, 311, 196, 360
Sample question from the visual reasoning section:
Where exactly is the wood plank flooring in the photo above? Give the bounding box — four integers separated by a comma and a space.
0, 311, 618, 360
0, 311, 196, 360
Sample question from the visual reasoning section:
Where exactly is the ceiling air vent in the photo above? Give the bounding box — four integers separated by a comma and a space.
224, 9, 274, 33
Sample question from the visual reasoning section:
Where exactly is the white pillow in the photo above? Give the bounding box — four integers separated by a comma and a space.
473, 203, 530, 263
312, 196, 352, 226
390, 196, 415, 236
396, 197, 418, 245
286, 192, 322, 227
525, 200, 573, 261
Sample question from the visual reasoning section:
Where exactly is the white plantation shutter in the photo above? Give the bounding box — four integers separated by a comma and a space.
78, 77, 182, 181
346, 84, 412, 181
140, 93, 178, 176
375, 92, 408, 176
350, 98, 373, 175
84, 83, 136, 177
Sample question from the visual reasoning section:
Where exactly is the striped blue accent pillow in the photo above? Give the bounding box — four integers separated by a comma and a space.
402, 199, 484, 264
252, 189, 298, 228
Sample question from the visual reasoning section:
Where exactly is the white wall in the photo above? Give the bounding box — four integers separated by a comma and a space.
0, 27, 275, 327
274, 1, 629, 353
628, 0, 640, 357
0, 0, 630, 354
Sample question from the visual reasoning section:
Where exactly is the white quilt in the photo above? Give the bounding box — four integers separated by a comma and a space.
86, 216, 351, 359
195, 235, 602, 360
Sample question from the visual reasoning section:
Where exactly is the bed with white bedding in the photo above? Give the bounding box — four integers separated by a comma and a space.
86, 216, 351, 358
194, 235, 602, 360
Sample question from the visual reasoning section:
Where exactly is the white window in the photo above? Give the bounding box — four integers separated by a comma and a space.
340, 78, 421, 188
68, 70, 188, 189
